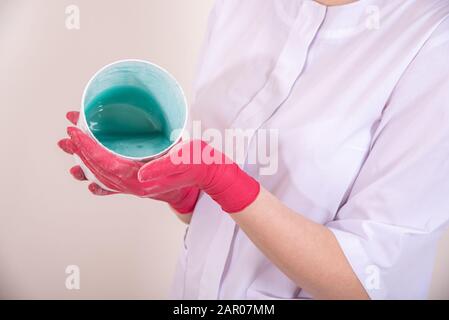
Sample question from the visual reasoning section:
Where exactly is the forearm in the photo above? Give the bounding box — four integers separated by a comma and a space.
231, 187, 369, 299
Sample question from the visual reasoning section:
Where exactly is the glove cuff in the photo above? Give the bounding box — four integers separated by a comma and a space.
205, 166, 260, 213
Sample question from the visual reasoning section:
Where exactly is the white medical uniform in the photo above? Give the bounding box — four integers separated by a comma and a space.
170, 0, 449, 299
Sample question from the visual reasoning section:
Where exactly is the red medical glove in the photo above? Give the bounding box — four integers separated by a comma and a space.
137, 140, 260, 213
57, 111, 199, 214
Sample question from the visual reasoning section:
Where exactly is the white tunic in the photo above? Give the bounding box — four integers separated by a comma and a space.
170, 0, 449, 299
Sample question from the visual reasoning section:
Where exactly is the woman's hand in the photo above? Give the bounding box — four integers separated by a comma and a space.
137, 140, 260, 213
57, 111, 199, 214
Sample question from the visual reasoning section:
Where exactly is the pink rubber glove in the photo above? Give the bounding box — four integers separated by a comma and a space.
137, 140, 260, 213
57, 111, 199, 214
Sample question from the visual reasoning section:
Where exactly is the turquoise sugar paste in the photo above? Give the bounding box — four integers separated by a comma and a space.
82, 60, 186, 159
85, 85, 170, 158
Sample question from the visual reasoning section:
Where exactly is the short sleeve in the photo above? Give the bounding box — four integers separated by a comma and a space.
326, 18, 449, 299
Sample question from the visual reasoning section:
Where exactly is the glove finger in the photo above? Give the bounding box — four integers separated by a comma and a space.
69, 165, 86, 181
88, 183, 119, 196
66, 111, 80, 125
57, 138, 77, 155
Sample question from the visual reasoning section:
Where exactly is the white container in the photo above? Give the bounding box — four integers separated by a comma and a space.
76, 59, 188, 190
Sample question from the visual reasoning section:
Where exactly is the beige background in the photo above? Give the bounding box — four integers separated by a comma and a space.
0, 0, 448, 299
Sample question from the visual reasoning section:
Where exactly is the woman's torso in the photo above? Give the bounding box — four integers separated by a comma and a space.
171, 0, 449, 299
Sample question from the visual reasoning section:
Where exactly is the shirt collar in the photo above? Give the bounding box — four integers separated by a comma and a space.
288, 0, 390, 39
